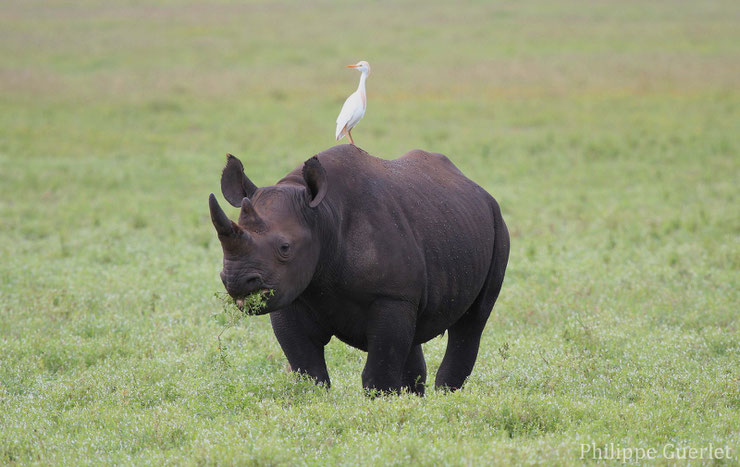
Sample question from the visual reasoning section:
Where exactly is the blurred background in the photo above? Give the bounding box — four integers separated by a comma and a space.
2, 0, 736, 266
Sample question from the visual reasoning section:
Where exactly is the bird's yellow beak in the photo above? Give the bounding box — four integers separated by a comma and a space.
346, 64, 359, 68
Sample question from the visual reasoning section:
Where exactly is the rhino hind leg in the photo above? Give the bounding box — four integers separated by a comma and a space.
401, 344, 427, 396
434, 305, 490, 391
436, 204, 510, 391
434, 279, 504, 391
412, 267, 505, 392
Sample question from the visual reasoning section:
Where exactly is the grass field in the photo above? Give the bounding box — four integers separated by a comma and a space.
1, 0, 738, 464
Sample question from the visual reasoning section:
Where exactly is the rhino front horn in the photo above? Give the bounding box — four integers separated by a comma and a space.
209, 193, 236, 237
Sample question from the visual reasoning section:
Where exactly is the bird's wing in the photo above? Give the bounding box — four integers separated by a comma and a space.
336, 91, 362, 140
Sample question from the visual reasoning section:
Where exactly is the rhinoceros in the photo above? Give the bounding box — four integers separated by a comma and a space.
209, 145, 509, 395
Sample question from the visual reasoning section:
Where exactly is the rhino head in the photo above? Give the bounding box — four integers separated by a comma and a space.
209, 154, 328, 313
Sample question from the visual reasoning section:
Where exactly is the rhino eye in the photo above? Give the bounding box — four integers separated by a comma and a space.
279, 243, 291, 256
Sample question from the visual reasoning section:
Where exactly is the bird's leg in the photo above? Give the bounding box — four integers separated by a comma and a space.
347, 129, 355, 145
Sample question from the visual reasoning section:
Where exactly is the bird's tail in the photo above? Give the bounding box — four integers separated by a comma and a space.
335, 124, 346, 141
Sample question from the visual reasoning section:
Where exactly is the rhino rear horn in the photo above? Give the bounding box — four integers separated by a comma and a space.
238, 197, 267, 233
209, 193, 237, 237
221, 154, 258, 207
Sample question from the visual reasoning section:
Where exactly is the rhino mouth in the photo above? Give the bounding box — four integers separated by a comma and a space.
234, 288, 274, 315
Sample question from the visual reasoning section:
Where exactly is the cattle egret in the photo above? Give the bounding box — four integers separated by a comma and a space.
335, 60, 371, 145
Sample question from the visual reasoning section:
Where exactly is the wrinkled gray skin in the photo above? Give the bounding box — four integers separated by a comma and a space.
209, 145, 509, 395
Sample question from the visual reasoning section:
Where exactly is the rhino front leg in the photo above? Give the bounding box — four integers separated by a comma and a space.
270, 302, 332, 387
402, 344, 426, 396
362, 299, 417, 395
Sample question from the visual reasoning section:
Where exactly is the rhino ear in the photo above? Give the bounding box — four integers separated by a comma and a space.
221, 154, 258, 207
302, 156, 327, 208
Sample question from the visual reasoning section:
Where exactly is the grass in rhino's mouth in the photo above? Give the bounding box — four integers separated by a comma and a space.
235, 289, 274, 316
215, 289, 274, 317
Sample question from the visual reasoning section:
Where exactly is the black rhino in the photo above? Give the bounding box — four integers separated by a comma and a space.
209, 145, 509, 395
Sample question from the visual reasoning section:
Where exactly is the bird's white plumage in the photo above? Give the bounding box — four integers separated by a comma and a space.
335, 61, 370, 143
335, 91, 365, 140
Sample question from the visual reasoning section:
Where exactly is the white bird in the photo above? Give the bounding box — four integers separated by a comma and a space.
335, 60, 371, 145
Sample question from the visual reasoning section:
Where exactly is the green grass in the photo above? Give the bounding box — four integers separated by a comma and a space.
1, 0, 738, 464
